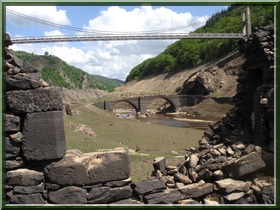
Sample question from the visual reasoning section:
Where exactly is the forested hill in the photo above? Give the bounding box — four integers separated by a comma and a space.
11, 50, 124, 92
125, 5, 274, 83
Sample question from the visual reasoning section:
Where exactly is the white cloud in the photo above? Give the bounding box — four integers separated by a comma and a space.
9, 5, 209, 81
44, 30, 64, 36
6, 6, 71, 26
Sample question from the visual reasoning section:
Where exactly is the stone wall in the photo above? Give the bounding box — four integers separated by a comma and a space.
4, 34, 133, 205
3, 25, 275, 206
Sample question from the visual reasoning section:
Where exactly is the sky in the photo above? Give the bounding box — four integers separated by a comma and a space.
5, 4, 230, 81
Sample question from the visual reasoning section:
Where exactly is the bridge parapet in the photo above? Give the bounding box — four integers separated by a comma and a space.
93, 95, 206, 113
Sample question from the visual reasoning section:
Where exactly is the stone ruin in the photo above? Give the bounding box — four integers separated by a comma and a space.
3, 25, 276, 206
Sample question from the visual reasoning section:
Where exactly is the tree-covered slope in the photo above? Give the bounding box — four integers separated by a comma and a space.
11, 50, 123, 92
125, 5, 274, 83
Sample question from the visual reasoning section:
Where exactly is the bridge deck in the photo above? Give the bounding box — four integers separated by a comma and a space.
11, 33, 244, 44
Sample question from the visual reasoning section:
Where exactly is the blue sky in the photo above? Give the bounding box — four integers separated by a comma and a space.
5, 4, 229, 81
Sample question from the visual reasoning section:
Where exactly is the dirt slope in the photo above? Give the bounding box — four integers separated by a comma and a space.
107, 51, 245, 100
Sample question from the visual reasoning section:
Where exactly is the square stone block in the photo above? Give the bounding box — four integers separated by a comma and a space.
6, 88, 63, 114
22, 111, 66, 161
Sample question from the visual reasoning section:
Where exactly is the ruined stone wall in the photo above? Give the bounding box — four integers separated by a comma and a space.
4, 34, 133, 205
3, 25, 275, 206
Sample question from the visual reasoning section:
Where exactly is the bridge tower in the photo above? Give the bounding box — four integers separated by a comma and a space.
242, 5, 252, 36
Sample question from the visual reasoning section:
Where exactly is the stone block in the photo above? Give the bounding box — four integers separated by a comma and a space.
5, 114, 20, 133
87, 185, 132, 204
232, 152, 266, 179
5, 72, 42, 91
6, 88, 63, 114
22, 111, 66, 161
13, 183, 45, 194
44, 148, 130, 186
132, 179, 166, 195
215, 178, 250, 194
5, 158, 24, 170
144, 189, 184, 204
153, 157, 166, 173
179, 182, 213, 199
6, 168, 44, 186
48, 186, 87, 204
6, 191, 46, 204
5, 136, 20, 159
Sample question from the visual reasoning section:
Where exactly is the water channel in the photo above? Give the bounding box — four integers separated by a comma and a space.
115, 109, 221, 130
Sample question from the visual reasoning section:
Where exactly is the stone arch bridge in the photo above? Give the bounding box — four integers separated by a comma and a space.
93, 95, 205, 113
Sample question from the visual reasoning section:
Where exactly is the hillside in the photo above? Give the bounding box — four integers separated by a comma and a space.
106, 51, 245, 101
11, 50, 123, 92
125, 5, 274, 83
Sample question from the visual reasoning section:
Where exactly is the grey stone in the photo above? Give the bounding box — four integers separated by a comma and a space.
243, 144, 255, 155
45, 183, 61, 190
22, 111, 66, 161
153, 157, 166, 173
213, 170, 224, 180
232, 152, 266, 178
231, 141, 246, 150
9, 131, 23, 143
178, 199, 200, 204
6, 88, 63, 114
179, 182, 213, 199
233, 194, 258, 204
44, 148, 130, 186
111, 198, 143, 204
215, 178, 250, 194
7, 191, 46, 204
197, 148, 210, 158
5, 33, 13, 46
20, 61, 38, 73
5, 136, 20, 159
226, 146, 235, 156
197, 168, 213, 181
104, 177, 132, 187
48, 186, 87, 204
13, 183, 45, 194
198, 137, 210, 149
87, 185, 132, 204
5, 72, 42, 91
204, 130, 215, 139
12, 55, 23, 68
223, 191, 245, 201
204, 193, 224, 204
188, 154, 199, 168
5, 158, 24, 170
209, 120, 222, 132
144, 189, 184, 204
188, 168, 198, 182
5, 114, 20, 133
209, 148, 221, 157
132, 179, 166, 195
6, 168, 44, 186
174, 173, 192, 184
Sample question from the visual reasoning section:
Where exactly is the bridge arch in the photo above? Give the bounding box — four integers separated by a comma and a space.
144, 96, 178, 113
111, 100, 140, 113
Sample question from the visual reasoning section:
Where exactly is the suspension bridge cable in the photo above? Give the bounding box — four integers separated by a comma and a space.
6, 8, 206, 36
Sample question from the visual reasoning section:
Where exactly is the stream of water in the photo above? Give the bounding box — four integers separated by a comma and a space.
115, 109, 221, 130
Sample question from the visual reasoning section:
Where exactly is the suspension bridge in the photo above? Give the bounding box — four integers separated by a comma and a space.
5, 6, 251, 44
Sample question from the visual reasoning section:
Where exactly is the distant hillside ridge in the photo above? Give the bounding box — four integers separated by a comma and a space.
125, 5, 274, 83
11, 50, 124, 92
